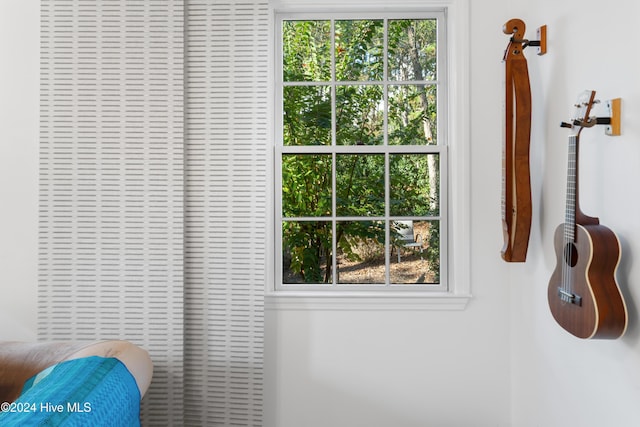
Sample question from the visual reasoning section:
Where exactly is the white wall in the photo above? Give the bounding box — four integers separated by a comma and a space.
0, 0, 39, 341
508, 0, 640, 426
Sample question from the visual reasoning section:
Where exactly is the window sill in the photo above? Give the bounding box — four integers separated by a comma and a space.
265, 291, 472, 311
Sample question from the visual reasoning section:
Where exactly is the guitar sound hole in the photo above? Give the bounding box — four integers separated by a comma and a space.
563, 243, 578, 267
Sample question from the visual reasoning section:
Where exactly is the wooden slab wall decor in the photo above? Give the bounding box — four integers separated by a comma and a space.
501, 18, 546, 262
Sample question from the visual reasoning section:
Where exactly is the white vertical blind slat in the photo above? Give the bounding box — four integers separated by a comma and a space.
39, 1, 185, 425
185, 0, 268, 425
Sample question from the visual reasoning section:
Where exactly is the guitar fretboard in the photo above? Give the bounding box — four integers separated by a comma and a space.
564, 134, 578, 241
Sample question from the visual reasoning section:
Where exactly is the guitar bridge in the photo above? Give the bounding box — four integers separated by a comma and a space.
558, 288, 582, 306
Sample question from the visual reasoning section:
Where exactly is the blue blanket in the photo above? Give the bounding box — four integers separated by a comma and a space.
0, 356, 141, 426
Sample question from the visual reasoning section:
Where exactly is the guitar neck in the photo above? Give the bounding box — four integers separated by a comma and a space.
565, 134, 600, 229
564, 135, 578, 241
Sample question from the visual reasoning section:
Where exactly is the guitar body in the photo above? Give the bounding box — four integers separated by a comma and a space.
548, 223, 627, 339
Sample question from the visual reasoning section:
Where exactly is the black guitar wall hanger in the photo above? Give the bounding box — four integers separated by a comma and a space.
506, 24, 547, 55
560, 97, 621, 136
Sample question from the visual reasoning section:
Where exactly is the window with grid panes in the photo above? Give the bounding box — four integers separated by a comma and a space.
275, 11, 448, 291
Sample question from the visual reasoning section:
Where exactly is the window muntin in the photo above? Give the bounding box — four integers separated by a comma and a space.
276, 12, 447, 291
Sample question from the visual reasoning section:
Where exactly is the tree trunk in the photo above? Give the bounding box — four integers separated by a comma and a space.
407, 25, 438, 212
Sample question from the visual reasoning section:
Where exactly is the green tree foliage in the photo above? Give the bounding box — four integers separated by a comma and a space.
282, 19, 440, 284
390, 154, 439, 217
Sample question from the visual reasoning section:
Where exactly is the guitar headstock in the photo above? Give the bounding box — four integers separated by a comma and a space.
562, 90, 598, 137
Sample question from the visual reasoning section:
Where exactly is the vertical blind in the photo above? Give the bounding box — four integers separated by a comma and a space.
39, 0, 267, 425
184, 0, 268, 425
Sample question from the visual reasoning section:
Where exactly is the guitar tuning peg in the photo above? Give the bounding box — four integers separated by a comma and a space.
576, 100, 600, 107
560, 122, 573, 128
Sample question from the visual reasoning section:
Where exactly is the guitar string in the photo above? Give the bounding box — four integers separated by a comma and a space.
568, 135, 575, 301
562, 136, 569, 302
562, 94, 590, 305
564, 135, 577, 302
570, 135, 576, 300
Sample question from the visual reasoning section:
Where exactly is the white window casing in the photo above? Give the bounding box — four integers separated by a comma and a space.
267, 0, 471, 310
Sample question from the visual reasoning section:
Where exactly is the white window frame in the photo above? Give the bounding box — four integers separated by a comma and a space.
267, 0, 471, 310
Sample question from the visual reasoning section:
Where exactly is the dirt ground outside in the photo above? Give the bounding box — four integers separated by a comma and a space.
337, 221, 437, 284
284, 221, 439, 285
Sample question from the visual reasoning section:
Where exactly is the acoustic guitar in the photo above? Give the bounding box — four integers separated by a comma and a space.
547, 90, 627, 339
